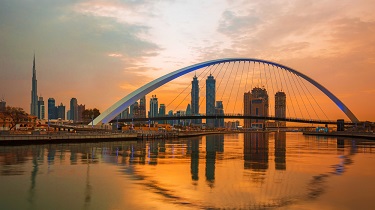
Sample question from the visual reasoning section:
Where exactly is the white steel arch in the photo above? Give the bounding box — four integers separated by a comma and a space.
91, 58, 359, 125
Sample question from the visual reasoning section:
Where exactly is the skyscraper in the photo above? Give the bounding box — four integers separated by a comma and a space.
30, 54, 38, 116
139, 95, 146, 118
70, 98, 78, 122
57, 103, 65, 120
244, 87, 269, 129
191, 75, 199, 114
275, 91, 286, 127
149, 95, 158, 121
215, 101, 224, 128
158, 104, 166, 124
48, 98, 56, 120
77, 104, 85, 122
206, 74, 216, 128
121, 107, 129, 119
37, 97, 45, 119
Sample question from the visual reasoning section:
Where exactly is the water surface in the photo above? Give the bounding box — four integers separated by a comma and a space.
0, 132, 374, 209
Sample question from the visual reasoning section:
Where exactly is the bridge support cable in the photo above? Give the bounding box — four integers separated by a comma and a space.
165, 65, 210, 110
225, 61, 241, 113
263, 63, 273, 117
196, 63, 220, 110
295, 75, 321, 121
240, 61, 252, 115
290, 72, 312, 120
298, 76, 329, 121
167, 64, 214, 112
285, 70, 305, 119
232, 61, 246, 113
173, 64, 220, 112
267, 64, 276, 117
280, 67, 297, 118
251, 61, 256, 90
199, 62, 229, 112
258, 62, 263, 87
92, 58, 359, 125
219, 61, 235, 102
215, 62, 230, 94
233, 61, 247, 114
273, 65, 294, 121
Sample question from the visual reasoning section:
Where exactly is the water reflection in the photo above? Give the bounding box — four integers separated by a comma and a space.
275, 132, 286, 170
189, 137, 199, 181
0, 134, 375, 209
243, 132, 269, 186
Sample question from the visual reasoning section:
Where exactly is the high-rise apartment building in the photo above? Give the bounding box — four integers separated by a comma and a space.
70, 98, 78, 122
244, 87, 269, 129
275, 91, 286, 127
191, 75, 199, 114
149, 95, 158, 118
37, 97, 45, 119
121, 107, 129, 119
215, 101, 224, 128
77, 104, 85, 122
48, 98, 56, 120
139, 95, 146, 118
57, 103, 65, 120
67, 110, 71, 120
158, 104, 166, 124
30, 54, 38, 116
206, 74, 216, 128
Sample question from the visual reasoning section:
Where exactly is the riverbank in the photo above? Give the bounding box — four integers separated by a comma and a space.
303, 131, 375, 140
0, 133, 138, 145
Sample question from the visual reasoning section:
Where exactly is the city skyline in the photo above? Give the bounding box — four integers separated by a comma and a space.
1, 1, 374, 121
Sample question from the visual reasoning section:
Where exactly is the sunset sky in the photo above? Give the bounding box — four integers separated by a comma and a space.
1, 0, 374, 121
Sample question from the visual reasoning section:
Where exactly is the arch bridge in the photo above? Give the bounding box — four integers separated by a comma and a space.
91, 58, 359, 125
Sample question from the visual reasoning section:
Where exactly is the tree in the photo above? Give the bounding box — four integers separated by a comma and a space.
82, 108, 100, 122
0, 106, 29, 130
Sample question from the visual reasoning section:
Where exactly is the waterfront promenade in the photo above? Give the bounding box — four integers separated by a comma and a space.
0, 132, 138, 145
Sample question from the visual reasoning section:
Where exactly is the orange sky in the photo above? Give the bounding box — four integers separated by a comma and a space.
0, 0, 374, 122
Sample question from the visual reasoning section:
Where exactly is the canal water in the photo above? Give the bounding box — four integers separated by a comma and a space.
0, 132, 374, 210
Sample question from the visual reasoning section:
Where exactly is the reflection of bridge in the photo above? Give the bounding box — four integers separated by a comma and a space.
92, 58, 360, 126
110, 114, 355, 125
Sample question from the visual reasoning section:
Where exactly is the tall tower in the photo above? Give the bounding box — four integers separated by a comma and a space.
275, 91, 286, 127
139, 95, 146, 118
191, 75, 199, 115
57, 103, 66, 120
149, 95, 158, 123
70, 98, 78, 122
48, 98, 56, 120
37, 96, 45, 119
215, 101, 224, 128
243, 87, 269, 129
30, 54, 38, 116
206, 74, 216, 128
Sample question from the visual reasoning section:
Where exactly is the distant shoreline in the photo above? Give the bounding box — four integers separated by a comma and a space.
303, 131, 375, 140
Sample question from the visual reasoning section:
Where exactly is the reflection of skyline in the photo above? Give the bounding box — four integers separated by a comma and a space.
275, 132, 286, 170
0, 137, 374, 173
244, 132, 269, 171
205, 135, 224, 187
0, 135, 375, 209
189, 137, 199, 181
